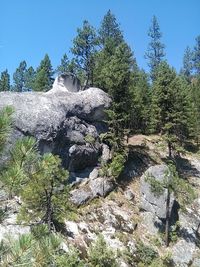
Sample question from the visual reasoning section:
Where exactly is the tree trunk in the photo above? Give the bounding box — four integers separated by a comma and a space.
165, 188, 170, 247
45, 190, 53, 231
168, 140, 172, 159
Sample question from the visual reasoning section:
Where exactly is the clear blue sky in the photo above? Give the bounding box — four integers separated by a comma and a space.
0, 0, 199, 77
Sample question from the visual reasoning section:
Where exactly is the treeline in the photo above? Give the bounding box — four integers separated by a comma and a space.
1, 11, 200, 155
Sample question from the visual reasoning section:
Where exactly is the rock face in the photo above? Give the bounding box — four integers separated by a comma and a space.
0, 74, 111, 176
0, 199, 30, 242
171, 239, 196, 267
140, 164, 175, 219
70, 177, 115, 206
50, 73, 81, 93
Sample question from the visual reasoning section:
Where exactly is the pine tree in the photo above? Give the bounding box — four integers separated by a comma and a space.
129, 69, 151, 133
193, 35, 200, 75
98, 9, 124, 47
180, 46, 193, 81
13, 61, 27, 92
1, 134, 70, 230
95, 42, 135, 111
0, 69, 10, 91
99, 43, 135, 176
56, 53, 70, 75
0, 230, 85, 266
150, 62, 189, 157
188, 76, 200, 144
18, 153, 70, 230
33, 54, 53, 91
145, 16, 165, 81
0, 106, 13, 153
94, 11, 124, 88
24, 66, 35, 91
71, 20, 98, 87
1, 137, 38, 198
33, 68, 49, 92
99, 42, 136, 139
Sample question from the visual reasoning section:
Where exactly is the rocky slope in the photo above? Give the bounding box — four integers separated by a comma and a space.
65, 135, 200, 266
1, 134, 200, 266
0, 79, 200, 266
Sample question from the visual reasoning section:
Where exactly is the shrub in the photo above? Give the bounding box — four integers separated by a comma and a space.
109, 152, 126, 179
56, 246, 85, 267
135, 242, 158, 265
87, 234, 119, 267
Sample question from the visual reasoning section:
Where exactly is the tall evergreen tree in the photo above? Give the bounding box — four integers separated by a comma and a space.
180, 46, 193, 81
150, 62, 189, 157
98, 10, 124, 48
0, 69, 10, 91
94, 11, 124, 88
145, 16, 165, 81
56, 53, 70, 75
188, 77, 200, 144
71, 20, 98, 87
56, 54, 77, 75
24, 66, 35, 91
129, 70, 151, 133
33, 54, 53, 91
100, 42, 136, 140
13, 61, 27, 92
193, 35, 200, 75
102, 42, 134, 107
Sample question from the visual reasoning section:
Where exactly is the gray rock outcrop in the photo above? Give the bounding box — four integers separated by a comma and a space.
70, 177, 115, 206
140, 164, 175, 219
171, 239, 196, 267
0, 74, 111, 175
50, 73, 81, 93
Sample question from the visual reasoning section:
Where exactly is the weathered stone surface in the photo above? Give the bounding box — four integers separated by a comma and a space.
60, 116, 98, 145
0, 222, 30, 242
101, 143, 111, 163
191, 258, 200, 267
69, 167, 94, 184
50, 73, 81, 93
171, 239, 196, 267
70, 187, 93, 206
178, 198, 200, 243
65, 221, 79, 237
0, 74, 111, 172
140, 164, 175, 219
68, 144, 100, 171
139, 211, 164, 236
89, 177, 114, 197
89, 168, 99, 180
124, 189, 135, 201
0, 201, 30, 242
70, 177, 115, 206
0, 88, 110, 138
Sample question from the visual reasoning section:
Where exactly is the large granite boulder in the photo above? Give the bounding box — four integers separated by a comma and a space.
140, 164, 175, 219
0, 74, 111, 174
